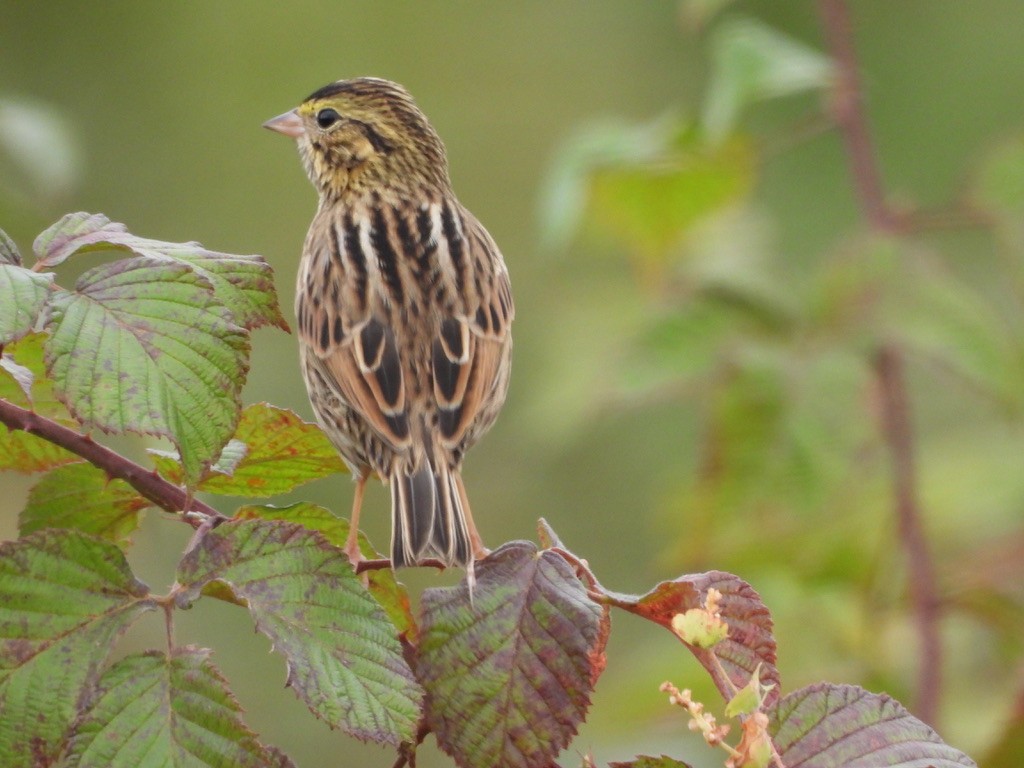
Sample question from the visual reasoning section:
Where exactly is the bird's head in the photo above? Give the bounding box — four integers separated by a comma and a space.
265, 77, 450, 198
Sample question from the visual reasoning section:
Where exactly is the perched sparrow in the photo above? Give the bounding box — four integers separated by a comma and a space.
265, 78, 513, 571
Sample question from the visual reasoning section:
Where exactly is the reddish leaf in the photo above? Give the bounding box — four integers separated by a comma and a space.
418, 541, 610, 768
601, 571, 779, 705
770, 684, 976, 767
610, 757, 692, 768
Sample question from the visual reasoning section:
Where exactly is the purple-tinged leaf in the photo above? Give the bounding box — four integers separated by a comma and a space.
0, 530, 154, 767
418, 541, 610, 768
63, 647, 283, 768
601, 571, 779, 705
0, 263, 52, 344
152, 403, 347, 497
33, 212, 288, 330
0, 228, 20, 266
610, 757, 693, 768
235, 502, 417, 642
20, 461, 149, 546
770, 684, 976, 767
44, 257, 249, 483
175, 520, 422, 745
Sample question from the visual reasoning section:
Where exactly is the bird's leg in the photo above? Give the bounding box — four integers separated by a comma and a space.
344, 473, 368, 567
455, 474, 489, 561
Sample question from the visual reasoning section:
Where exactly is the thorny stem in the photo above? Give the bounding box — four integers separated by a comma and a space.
0, 397, 227, 528
873, 346, 942, 724
818, 0, 942, 726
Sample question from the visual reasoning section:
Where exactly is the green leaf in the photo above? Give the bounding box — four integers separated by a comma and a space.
45, 256, 249, 483
702, 16, 833, 139
601, 570, 779, 707
610, 757, 693, 768
33, 212, 288, 330
0, 228, 21, 266
770, 684, 976, 767
63, 647, 282, 768
175, 520, 421, 745
0, 356, 32, 402
20, 462, 149, 546
0, 333, 80, 473
153, 403, 347, 497
235, 502, 417, 642
419, 541, 610, 768
0, 263, 52, 344
973, 135, 1024, 218
0, 530, 153, 767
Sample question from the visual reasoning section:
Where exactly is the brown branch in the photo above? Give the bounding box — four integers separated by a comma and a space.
818, 0, 899, 234
0, 397, 226, 528
872, 346, 942, 724
818, 0, 943, 726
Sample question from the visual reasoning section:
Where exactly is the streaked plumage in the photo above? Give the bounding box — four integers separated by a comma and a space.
265, 78, 513, 570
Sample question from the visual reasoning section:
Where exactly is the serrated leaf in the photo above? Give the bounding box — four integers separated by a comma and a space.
0, 228, 21, 266
0, 356, 32, 401
153, 403, 347, 496
20, 462, 149, 545
610, 757, 693, 768
62, 647, 279, 768
601, 571, 779, 706
770, 684, 976, 767
45, 257, 249, 483
0, 530, 153, 767
419, 541, 610, 768
588, 131, 755, 261
235, 502, 417, 642
702, 16, 833, 139
175, 520, 421, 745
0, 263, 52, 344
0, 336, 83, 475
33, 212, 287, 330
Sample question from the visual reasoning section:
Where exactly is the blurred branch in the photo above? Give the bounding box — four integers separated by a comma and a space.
0, 397, 225, 528
818, 0, 898, 233
819, 0, 943, 726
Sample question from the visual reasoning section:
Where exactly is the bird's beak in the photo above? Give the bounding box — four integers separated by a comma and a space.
263, 110, 305, 138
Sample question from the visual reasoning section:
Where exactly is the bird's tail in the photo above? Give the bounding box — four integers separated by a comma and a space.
390, 459, 471, 569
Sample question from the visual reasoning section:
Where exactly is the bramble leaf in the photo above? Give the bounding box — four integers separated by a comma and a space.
601, 570, 779, 706
63, 647, 283, 768
0, 228, 20, 266
0, 530, 153, 767
175, 520, 421, 745
152, 403, 347, 496
770, 684, 976, 767
33, 212, 287, 330
20, 462, 149, 546
0, 334, 80, 473
419, 541, 610, 768
702, 16, 833, 139
0, 263, 52, 344
235, 502, 417, 641
610, 757, 693, 768
44, 256, 249, 483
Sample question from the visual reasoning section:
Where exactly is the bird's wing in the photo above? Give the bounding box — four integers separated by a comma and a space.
432, 208, 514, 448
296, 211, 412, 451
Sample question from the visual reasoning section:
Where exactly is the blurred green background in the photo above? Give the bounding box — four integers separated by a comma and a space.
2, 2, 1023, 766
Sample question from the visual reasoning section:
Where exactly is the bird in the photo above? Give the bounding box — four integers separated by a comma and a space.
264, 78, 513, 574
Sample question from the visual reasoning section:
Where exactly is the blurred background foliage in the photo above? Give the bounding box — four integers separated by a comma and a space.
2, 1, 1023, 766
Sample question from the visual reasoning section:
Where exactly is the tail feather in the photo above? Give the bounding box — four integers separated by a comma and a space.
390, 461, 470, 568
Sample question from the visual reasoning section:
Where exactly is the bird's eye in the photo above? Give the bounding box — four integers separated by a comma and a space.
316, 108, 341, 129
